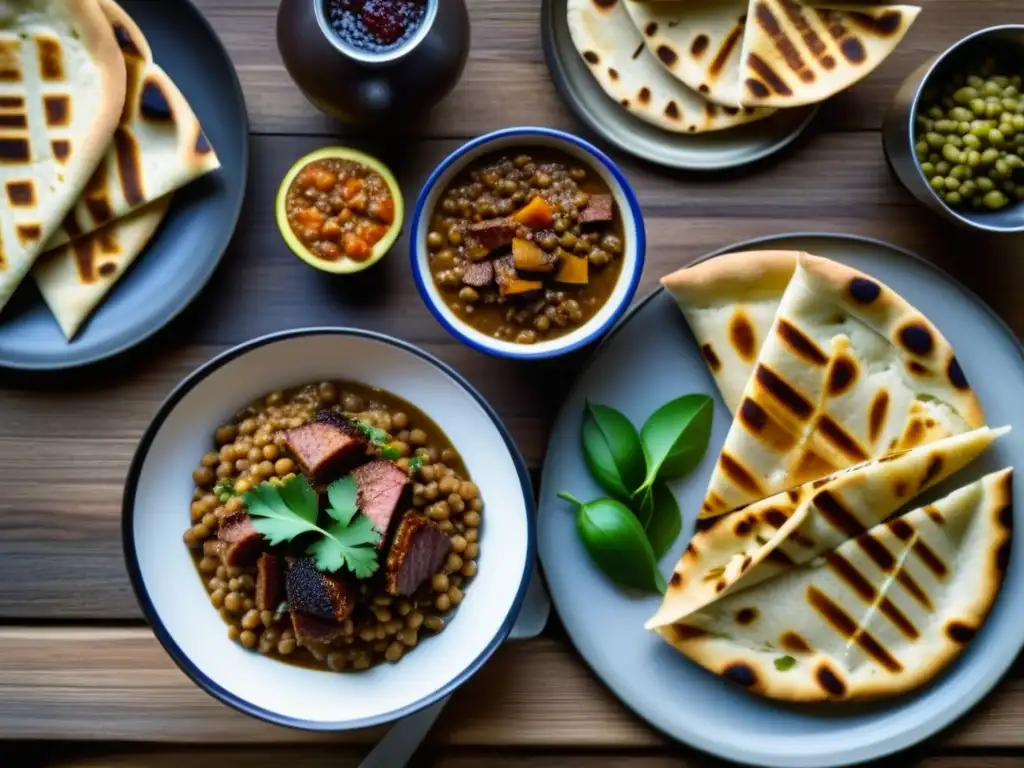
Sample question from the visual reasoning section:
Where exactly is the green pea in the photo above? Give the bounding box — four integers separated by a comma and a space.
930, 175, 946, 191
1005, 86, 1020, 98
935, 160, 952, 175
958, 121, 972, 135
981, 148, 1001, 165
992, 76, 1010, 89
944, 176, 960, 190
983, 190, 1009, 209
950, 164, 968, 180
920, 161, 936, 176
929, 152, 941, 164
968, 75, 985, 89
947, 134, 963, 148
999, 122, 1015, 138
969, 98, 988, 116
959, 180, 977, 197
1005, 154, 1024, 169
983, 81, 1003, 97
953, 86, 976, 104
942, 144, 963, 163
995, 158, 1011, 176
987, 101, 1004, 118
977, 176, 996, 192
963, 133, 981, 149
925, 131, 945, 148
934, 118, 957, 133
966, 150, 982, 167
950, 106, 974, 122
1013, 115, 1024, 131
928, 106, 945, 120
1004, 98, 1021, 113
944, 191, 963, 206
990, 128, 1006, 146
970, 122, 992, 138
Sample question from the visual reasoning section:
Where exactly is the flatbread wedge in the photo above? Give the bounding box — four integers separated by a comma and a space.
33, 195, 170, 338
43, 0, 220, 247
657, 468, 1012, 702
567, 0, 773, 134
0, 0, 126, 313
701, 252, 986, 518
647, 425, 1008, 629
738, 2, 921, 108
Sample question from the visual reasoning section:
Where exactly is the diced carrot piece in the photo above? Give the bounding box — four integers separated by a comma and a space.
298, 167, 319, 187
359, 223, 388, 246
513, 196, 554, 228
500, 277, 544, 296
343, 233, 371, 261
342, 177, 365, 201
512, 237, 554, 272
348, 192, 368, 213
369, 197, 395, 225
321, 218, 343, 240
320, 242, 341, 261
555, 251, 589, 284
296, 207, 325, 227
314, 170, 338, 192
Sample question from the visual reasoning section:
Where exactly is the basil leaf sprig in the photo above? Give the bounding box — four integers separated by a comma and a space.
581, 402, 645, 502
558, 492, 666, 594
637, 481, 682, 559
639, 394, 714, 490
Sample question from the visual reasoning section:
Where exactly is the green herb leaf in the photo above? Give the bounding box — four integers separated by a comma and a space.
559, 492, 666, 594
639, 394, 714, 489
775, 655, 797, 671
307, 513, 381, 579
325, 476, 360, 526
408, 456, 424, 475
354, 420, 390, 448
638, 482, 682, 559
580, 402, 646, 501
244, 476, 320, 545
381, 445, 401, 461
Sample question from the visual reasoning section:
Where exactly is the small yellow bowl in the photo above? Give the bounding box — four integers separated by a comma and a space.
275, 147, 405, 274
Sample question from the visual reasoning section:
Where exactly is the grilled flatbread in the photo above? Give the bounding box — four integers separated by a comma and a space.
700, 252, 986, 518
662, 250, 797, 414
647, 426, 1008, 629
657, 468, 1012, 702
567, 0, 773, 133
43, 0, 219, 247
0, 0, 125, 313
33, 195, 170, 338
738, 2, 921, 108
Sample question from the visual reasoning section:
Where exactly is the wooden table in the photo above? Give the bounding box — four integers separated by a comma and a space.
3, 1, 1024, 766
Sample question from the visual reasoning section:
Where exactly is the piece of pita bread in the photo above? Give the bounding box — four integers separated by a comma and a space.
0, 0, 126, 313
658, 468, 1012, 702
700, 252, 986, 518
33, 194, 170, 338
662, 250, 798, 414
43, 0, 219, 247
737, 1, 921, 108
567, 0, 774, 134
647, 425, 1008, 629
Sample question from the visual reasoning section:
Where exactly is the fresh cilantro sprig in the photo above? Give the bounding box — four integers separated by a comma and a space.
242, 474, 381, 579
354, 420, 389, 448
408, 456, 424, 475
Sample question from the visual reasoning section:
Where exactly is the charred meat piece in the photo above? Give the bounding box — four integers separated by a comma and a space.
286, 557, 356, 622
466, 217, 517, 253
256, 553, 284, 612
353, 460, 411, 546
386, 516, 452, 597
291, 611, 346, 658
578, 194, 614, 224
218, 513, 263, 567
284, 413, 367, 482
494, 254, 542, 296
462, 260, 494, 288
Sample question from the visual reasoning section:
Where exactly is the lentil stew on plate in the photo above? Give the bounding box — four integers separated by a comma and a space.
427, 148, 625, 345
184, 381, 482, 672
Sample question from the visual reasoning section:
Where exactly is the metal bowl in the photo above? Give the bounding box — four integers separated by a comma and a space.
882, 25, 1024, 234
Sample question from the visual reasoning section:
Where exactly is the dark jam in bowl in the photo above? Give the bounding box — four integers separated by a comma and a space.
325, 0, 428, 53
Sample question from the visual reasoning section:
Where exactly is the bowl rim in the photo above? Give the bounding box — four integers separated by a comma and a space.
409, 126, 646, 360
121, 326, 537, 731
901, 23, 1024, 234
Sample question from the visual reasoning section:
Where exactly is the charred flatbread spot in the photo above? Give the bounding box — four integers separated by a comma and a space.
700, 343, 721, 372
822, 54, 836, 70
113, 22, 143, 57
0, 113, 25, 128
869, 390, 889, 443
888, 518, 914, 541
847, 9, 902, 36
735, 607, 758, 625
664, 100, 680, 120
733, 516, 753, 537
925, 505, 945, 525
607, 68, 618, 81
777, 319, 827, 365
764, 547, 794, 567
946, 620, 976, 644
691, 34, 709, 57
828, 356, 857, 396
0, 40, 22, 81
86, 196, 113, 225
947, 356, 970, 390
593, 0, 618, 7
903, 418, 926, 448
814, 489, 865, 539
816, 664, 847, 697
16, 223, 40, 243
722, 662, 757, 687
657, 45, 678, 67
685, 542, 698, 557
0, 95, 23, 108
908, 361, 930, 377
818, 415, 868, 461
741, 554, 753, 571
37, 36, 64, 81
620, 99, 630, 107
763, 507, 788, 529
826, 551, 876, 602
710, 23, 743, 77
899, 322, 935, 355
196, 130, 212, 155
912, 539, 948, 578
746, 52, 792, 97
998, 503, 1012, 531
699, 84, 709, 94
43, 94, 69, 127
668, 624, 708, 642
0, 138, 30, 163
638, 87, 651, 104
719, 452, 764, 495
98, 262, 118, 277
730, 311, 757, 361
894, 479, 907, 498
848, 276, 881, 303
755, 364, 813, 418
6, 180, 33, 207
780, 631, 811, 653
920, 455, 943, 490
715, 579, 727, 593
996, 541, 1011, 572
141, 78, 174, 121
645, 22, 658, 37
808, 586, 902, 672
669, 572, 683, 587
51, 139, 70, 163
746, 78, 770, 99
583, 51, 599, 65
114, 128, 145, 206
724, 106, 739, 116
787, 488, 801, 503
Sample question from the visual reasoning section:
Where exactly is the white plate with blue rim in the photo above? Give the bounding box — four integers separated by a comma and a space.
123, 328, 535, 730
537, 233, 1024, 767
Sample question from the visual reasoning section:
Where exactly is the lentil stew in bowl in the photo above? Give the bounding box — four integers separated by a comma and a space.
426, 148, 626, 345
184, 380, 482, 673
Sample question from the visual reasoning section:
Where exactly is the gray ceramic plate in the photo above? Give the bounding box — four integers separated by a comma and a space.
0, 0, 249, 370
541, 0, 819, 171
537, 233, 1024, 767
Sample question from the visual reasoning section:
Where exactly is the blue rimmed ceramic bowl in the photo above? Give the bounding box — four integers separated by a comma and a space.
122, 328, 534, 731
411, 127, 646, 360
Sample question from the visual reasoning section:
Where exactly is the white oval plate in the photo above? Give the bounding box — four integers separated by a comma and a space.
124, 328, 534, 730
538, 234, 1024, 766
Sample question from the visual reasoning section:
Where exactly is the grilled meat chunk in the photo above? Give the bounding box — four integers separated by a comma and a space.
285, 557, 355, 622
353, 460, 411, 547
284, 412, 367, 482
218, 513, 263, 567
256, 553, 283, 612
386, 516, 451, 597
578, 193, 613, 224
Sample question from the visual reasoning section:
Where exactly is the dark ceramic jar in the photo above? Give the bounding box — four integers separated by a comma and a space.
277, 0, 470, 125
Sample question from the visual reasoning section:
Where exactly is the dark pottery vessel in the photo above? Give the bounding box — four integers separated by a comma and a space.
277, 0, 470, 125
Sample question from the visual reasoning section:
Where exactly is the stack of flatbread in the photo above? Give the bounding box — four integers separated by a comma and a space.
0, 0, 220, 339
567, 0, 920, 134
646, 251, 1013, 702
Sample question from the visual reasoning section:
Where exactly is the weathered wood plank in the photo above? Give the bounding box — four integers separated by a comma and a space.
0, 630, 1020, 749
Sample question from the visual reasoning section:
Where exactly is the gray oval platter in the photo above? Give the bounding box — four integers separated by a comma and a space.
541, 0, 819, 171
0, 0, 249, 371
537, 233, 1024, 767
